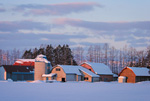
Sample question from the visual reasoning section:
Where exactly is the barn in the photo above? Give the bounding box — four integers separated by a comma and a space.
118, 67, 150, 83
81, 62, 113, 81
49, 65, 99, 82
3, 65, 34, 81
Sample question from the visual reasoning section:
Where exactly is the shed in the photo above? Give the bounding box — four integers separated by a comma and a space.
3, 65, 34, 81
81, 62, 113, 81
118, 76, 127, 83
42, 73, 57, 81
51, 65, 99, 82
119, 67, 150, 83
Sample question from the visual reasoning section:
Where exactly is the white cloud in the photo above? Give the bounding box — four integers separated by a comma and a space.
70, 35, 129, 49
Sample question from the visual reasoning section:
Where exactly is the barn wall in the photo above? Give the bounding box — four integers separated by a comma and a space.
119, 68, 136, 83
51, 66, 66, 82
78, 75, 82, 81
66, 74, 76, 81
92, 77, 100, 82
0, 66, 5, 80
81, 71, 92, 82
136, 76, 150, 82
99, 75, 113, 82
81, 63, 95, 73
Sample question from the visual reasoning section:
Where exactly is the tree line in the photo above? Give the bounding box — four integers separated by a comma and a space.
73, 44, 150, 74
1, 44, 150, 74
0, 49, 21, 65
22, 44, 77, 66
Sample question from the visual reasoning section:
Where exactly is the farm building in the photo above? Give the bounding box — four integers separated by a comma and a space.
81, 62, 113, 81
2, 65, 34, 81
118, 67, 150, 83
48, 65, 100, 82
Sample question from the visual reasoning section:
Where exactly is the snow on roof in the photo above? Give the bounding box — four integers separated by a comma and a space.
58, 65, 82, 75
58, 65, 99, 77
42, 73, 57, 77
15, 59, 35, 64
35, 54, 50, 63
83, 62, 113, 75
127, 67, 150, 76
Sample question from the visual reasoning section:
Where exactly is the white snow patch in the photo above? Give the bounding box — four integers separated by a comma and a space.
35, 54, 50, 63
0, 81, 150, 101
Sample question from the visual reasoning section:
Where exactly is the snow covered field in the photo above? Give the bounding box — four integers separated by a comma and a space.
0, 81, 150, 101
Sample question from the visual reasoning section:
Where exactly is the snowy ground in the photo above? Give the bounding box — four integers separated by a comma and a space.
0, 80, 150, 101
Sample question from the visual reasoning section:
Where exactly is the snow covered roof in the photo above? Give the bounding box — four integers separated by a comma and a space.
82, 62, 113, 75
15, 59, 35, 64
127, 67, 150, 76
42, 73, 56, 77
58, 65, 99, 77
35, 54, 50, 63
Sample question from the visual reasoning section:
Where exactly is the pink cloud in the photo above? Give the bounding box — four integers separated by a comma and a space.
53, 18, 150, 31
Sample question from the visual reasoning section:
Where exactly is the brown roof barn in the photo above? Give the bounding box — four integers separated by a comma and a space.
81, 62, 113, 82
119, 67, 150, 83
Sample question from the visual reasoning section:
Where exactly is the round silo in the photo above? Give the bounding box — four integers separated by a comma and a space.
34, 54, 51, 81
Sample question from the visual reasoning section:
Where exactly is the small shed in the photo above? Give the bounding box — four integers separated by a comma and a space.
42, 73, 57, 81
119, 67, 150, 83
51, 65, 99, 82
118, 76, 127, 83
81, 62, 113, 81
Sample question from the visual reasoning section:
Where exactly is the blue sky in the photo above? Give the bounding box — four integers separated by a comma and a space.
0, 0, 150, 50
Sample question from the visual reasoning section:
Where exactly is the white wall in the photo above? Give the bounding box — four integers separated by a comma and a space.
0, 66, 5, 80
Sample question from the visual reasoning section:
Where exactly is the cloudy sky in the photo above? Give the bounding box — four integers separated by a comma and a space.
0, 0, 150, 50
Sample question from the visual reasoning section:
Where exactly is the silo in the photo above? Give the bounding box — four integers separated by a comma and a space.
34, 54, 51, 80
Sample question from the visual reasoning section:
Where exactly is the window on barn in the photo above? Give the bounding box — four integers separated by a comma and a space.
56, 68, 60, 71
84, 77, 88, 80
89, 69, 91, 71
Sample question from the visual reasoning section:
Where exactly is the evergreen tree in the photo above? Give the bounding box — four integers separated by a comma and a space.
22, 49, 32, 59
46, 45, 54, 66
32, 48, 38, 59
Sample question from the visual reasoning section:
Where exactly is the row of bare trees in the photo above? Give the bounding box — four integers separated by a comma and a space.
1, 44, 150, 74
0, 49, 21, 66
73, 44, 150, 74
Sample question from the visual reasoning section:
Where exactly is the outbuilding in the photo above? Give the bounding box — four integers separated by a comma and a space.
81, 62, 113, 81
50, 65, 100, 82
118, 67, 150, 83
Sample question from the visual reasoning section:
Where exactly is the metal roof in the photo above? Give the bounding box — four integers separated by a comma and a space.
3, 65, 34, 73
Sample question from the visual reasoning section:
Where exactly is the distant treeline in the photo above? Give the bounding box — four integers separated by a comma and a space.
72, 44, 150, 74
22, 44, 77, 66
1, 44, 150, 74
